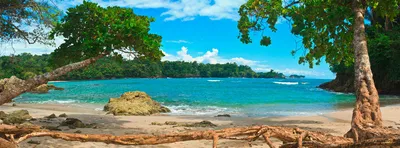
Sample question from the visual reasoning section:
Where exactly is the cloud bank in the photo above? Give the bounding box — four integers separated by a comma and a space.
58, 0, 246, 21
162, 46, 260, 66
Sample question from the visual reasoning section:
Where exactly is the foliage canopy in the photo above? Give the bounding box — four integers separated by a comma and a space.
0, 53, 289, 79
0, 0, 59, 45
331, 25, 400, 82
50, 1, 163, 66
238, 0, 399, 68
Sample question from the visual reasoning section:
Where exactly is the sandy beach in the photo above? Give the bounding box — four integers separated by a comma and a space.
0, 103, 399, 148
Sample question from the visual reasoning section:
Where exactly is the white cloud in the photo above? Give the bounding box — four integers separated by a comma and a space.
58, 0, 247, 21
162, 46, 258, 65
162, 46, 328, 77
166, 40, 192, 44
0, 36, 64, 56
253, 64, 272, 72
230, 57, 257, 66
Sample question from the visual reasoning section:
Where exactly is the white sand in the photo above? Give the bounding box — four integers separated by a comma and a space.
1, 103, 399, 148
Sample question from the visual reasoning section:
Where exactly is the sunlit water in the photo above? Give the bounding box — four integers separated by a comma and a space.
14, 78, 400, 117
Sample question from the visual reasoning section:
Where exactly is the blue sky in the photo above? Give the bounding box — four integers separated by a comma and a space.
1, 0, 335, 79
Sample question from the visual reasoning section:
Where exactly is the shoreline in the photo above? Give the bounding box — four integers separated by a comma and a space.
1, 103, 399, 147
11, 98, 400, 118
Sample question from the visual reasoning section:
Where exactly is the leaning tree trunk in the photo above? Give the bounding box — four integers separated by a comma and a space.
345, 0, 383, 142
0, 53, 107, 105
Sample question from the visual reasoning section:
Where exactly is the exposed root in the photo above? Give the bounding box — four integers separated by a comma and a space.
345, 125, 400, 143
297, 131, 308, 148
1, 124, 399, 147
262, 133, 275, 148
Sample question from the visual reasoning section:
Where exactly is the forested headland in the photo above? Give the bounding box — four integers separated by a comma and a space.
0, 53, 288, 80
319, 25, 400, 95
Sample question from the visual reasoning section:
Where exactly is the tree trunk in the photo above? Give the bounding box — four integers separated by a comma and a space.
346, 0, 383, 142
0, 53, 107, 105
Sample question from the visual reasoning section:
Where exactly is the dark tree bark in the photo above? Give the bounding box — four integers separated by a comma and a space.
345, 0, 383, 142
0, 53, 107, 105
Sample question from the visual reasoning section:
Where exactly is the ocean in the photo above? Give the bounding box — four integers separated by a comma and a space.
14, 78, 400, 117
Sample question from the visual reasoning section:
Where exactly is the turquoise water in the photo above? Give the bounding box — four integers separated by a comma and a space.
14, 78, 400, 117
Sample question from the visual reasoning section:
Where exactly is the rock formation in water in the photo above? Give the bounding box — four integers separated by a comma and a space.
104, 91, 170, 116
319, 72, 355, 93
29, 84, 64, 94
319, 72, 400, 95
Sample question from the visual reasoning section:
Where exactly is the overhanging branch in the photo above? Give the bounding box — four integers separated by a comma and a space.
284, 1, 300, 8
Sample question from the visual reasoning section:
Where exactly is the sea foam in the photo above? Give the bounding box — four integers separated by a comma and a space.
166, 105, 235, 115
207, 80, 221, 82
273, 82, 299, 85
39, 99, 77, 104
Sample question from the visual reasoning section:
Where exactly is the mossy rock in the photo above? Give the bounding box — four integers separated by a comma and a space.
189, 121, 217, 127
59, 113, 68, 117
0, 111, 7, 120
3, 110, 32, 124
60, 118, 86, 129
30, 84, 64, 94
215, 114, 231, 117
45, 114, 57, 119
104, 91, 170, 116
42, 126, 62, 131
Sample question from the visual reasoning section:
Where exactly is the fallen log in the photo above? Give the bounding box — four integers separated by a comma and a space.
1, 124, 400, 148
4, 124, 353, 147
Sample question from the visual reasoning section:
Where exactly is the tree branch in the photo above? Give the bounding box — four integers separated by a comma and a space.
284, 1, 300, 8
6, 19, 39, 44
0, 52, 109, 105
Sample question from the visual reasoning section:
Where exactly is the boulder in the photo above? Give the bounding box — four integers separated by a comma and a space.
30, 84, 64, 94
45, 113, 57, 119
0, 76, 27, 103
187, 121, 217, 127
3, 110, 32, 124
0, 111, 7, 119
60, 118, 86, 129
104, 91, 170, 116
215, 114, 231, 118
74, 130, 82, 133
59, 113, 68, 117
42, 126, 62, 131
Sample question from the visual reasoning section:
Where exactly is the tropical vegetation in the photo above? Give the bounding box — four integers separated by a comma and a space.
0, 53, 288, 80
237, 0, 400, 142
321, 25, 400, 95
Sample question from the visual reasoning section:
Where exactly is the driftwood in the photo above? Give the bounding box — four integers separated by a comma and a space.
1, 124, 399, 148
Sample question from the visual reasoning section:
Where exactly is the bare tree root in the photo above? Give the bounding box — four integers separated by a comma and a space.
345, 125, 400, 143
1, 124, 400, 147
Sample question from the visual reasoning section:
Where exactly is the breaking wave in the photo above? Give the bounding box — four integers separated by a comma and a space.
207, 80, 221, 82
273, 82, 299, 85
